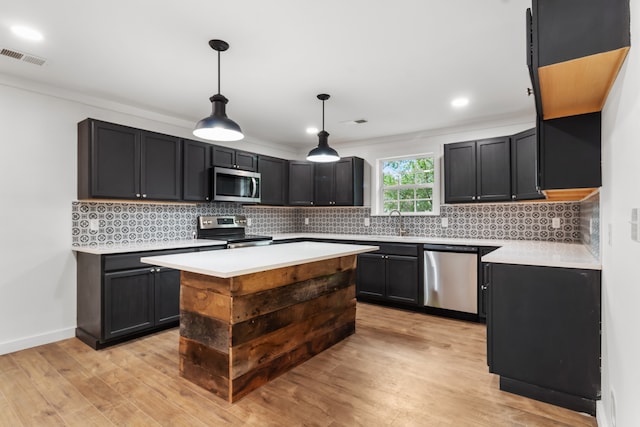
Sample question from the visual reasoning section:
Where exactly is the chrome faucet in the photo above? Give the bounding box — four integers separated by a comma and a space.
389, 209, 408, 236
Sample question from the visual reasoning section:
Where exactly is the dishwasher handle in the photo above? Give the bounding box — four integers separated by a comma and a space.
423, 244, 478, 253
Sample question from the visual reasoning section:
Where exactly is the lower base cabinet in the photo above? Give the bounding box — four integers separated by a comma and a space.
356, 243, 421, 306
76, 246, 221, 349
486, 263, 601, 415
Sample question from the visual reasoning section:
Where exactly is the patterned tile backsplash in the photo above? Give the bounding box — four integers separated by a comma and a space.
72, 199, 591, 247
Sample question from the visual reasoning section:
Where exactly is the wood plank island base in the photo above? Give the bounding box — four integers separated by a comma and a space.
141, 241, 378, 402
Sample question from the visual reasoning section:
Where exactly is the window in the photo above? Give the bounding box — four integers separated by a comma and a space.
377, 154, 439, 215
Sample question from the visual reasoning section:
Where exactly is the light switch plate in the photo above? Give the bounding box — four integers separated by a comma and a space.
304, 217, 309, 225
364, 218, 370, 227
552, 218, 561, 229
441, 217, 448, 228
89, 219, 99, 231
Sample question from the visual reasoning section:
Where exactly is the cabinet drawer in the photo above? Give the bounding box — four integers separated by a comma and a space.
374, 243, 419, 257
104, 248, 195, 271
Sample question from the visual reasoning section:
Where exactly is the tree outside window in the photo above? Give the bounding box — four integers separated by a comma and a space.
380, 155, 437, 214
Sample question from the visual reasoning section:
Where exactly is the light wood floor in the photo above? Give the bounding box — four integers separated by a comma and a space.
0, 303, 597, 426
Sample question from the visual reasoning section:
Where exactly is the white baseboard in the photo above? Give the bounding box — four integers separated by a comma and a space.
0, 327, 76, 356
596, 401, 610, 427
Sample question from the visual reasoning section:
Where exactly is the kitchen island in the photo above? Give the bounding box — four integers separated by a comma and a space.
141, 241, 378, 402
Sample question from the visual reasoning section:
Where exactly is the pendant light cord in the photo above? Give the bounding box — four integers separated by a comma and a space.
217, 49, 221, 95
322, 99, 325, 131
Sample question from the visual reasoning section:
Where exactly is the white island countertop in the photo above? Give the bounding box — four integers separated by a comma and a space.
141, 241, 379, 278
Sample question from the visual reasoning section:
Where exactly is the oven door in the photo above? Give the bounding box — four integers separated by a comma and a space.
213, 167, 261, 203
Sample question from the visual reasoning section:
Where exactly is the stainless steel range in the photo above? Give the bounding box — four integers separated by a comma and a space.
197, 215, 272, 249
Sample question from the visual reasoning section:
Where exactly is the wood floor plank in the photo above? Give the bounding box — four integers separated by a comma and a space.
0, 302, 597, 426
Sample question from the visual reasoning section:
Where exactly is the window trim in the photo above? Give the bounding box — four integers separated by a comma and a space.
373, 152, 441, 216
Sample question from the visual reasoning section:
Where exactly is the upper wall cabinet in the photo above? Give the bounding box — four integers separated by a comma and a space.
212, 146, 257, 172
182, 139, 211, 202
511, 128, 544, 201
78, 119, 182, 201
288, 161, 315, 206
527, 0, 630, 119
314, 157, 365, 206
444, 137, 512, 204
258, 155, 288, 206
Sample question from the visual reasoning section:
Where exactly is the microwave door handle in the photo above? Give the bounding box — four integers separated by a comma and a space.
250, 177, 257, 198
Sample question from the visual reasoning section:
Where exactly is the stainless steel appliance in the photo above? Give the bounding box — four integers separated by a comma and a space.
423, 244, 478, 314
212, 167, 261, 203
197, 215, 272, 248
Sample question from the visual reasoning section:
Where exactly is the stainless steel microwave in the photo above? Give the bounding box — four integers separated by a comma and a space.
212, 167, 261, 203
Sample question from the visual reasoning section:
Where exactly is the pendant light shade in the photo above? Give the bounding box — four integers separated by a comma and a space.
306, 94, 340, 163
193, 39, 244, 142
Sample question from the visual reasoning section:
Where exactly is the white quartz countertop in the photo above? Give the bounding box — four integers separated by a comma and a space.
270, 233, 601, 270
71, 239, 226, 254
140, 241, 379, 278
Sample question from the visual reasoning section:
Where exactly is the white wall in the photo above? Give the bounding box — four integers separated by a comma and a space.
0, 76, 297, 355
599, 1, 640, 425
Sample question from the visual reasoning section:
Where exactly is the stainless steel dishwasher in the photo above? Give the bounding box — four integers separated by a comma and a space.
423, 244, 478, 314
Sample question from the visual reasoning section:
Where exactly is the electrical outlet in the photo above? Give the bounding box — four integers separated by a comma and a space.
552, 218, 561, 229
246, 218, 252, 226
304, 217, 309, 225
441, 217, 448, 228
364, 218, 370, 227
89, 219, 99, 231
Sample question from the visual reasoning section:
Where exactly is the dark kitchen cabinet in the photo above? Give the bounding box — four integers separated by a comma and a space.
538, 113, 602, 190
486, 262, 601, 415
78, 119, 182, 201
182, 139, 211, 202
258, 155, 288, 205
444, 137, 511, 203
76, 246, 219, 349
510, 128, 544, 201
527, 0, 630, 119
288, 161, 315, 206
478, 246, 499, 320
212, 146, 257, 171
314, 157, 364, 206
356, 243, 420, 306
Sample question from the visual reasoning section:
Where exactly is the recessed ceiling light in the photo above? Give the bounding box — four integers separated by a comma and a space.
11, 25, 44, 41
451, 97, 470, 108
306, 127, 319, 134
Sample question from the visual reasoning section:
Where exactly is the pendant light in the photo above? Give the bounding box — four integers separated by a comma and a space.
306, 93, 340, 162
193, 39, 244, 142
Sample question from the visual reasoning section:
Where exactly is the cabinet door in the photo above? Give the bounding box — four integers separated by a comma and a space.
511, 128, 544, 201
235, 150, 258, 171
444, 141, 477, 203
288, 161, 315, 205
258, 155, 288, 205
539, 113, 601, 190
314, 163, 335, 206
476, 137, 511, 202
334, 158, 356, 206
90, 121, 140, 199
140, 131, 182, 200
154, 268, 180, 325
386, 255, 419, 304
104, 269, 154, 340
182, 139, 211, 202
212, 146, 235, 169
489, 263, 601, 400
356, 253, 386, 298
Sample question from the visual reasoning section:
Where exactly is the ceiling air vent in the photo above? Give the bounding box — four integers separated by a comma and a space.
0, 48, 46, 66
341, 119, 368, 125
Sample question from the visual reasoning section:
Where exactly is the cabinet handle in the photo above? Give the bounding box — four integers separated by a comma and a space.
205, 197, 210, 201
477, 196, 481, 200
150, 268, 155, 273
481, 285, 488, 290
512, 195, 516, 200
310, 201, 314, 205
472, 196, 476, 200
136, 193, 141, 198
142, 194, 147, 198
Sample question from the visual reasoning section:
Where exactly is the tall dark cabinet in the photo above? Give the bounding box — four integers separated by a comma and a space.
78, 119, 182, 201
258, 155, 288, 205
288, 161, 315, 206
182, 139, 211, 202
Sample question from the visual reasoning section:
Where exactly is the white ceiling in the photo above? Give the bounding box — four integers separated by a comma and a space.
0, 0, 535, 148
